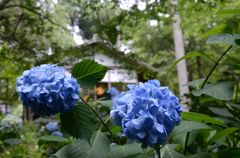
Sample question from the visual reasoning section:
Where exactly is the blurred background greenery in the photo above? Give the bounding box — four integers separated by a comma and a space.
0, 0, 240, 157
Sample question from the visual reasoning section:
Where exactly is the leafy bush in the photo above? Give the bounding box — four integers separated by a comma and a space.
3, 35, 240, 157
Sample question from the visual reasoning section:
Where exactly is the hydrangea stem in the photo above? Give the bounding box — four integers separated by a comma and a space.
185, 45, 233, 154
235, 81, 239, 103
155, 145, 161, 158
183, 45, 233, 154
184, 131, 190, 154
192, 45, 233, 112
80, 97, 113, 136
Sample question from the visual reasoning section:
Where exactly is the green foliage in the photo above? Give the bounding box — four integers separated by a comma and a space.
168, 52, 215, 74
60, 102, 96, 141
71, 59, 108, 88
171, 121, 213, 148
38, 135, 69, 144
52, 139, 92, 158
1, 0, 240, 158
89, 131, 110, 158
216, 149, 240, 158
4, 138, 21, 145
218, 9, 240, 15
181, 112, 225, 126
0, 122, 46, 158
206, 34, 240, 45
208, 107, 234, 118
161, 144, 185, 158
186, 78, 206, 89
192, 82, 234, 101
172, 121, 212, 137
109, 143, 153, 158
96, 100, 113, 109
207, 127, 238, 145
0, 0, 74, 106
53, 131, 110, 158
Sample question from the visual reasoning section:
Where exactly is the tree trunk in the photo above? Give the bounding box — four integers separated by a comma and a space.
172, 1, 189, 110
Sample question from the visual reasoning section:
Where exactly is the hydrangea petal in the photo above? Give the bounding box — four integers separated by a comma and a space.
16, 64, 80, 116
111, 80, 182, 148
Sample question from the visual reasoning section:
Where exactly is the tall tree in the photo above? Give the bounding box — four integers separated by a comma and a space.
172, 0, 189, 106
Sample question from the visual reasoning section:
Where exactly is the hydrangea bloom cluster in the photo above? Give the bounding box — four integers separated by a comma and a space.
111, 80, 182, 148
16, 64, 80, 116
45, 122, 58, 131
1, 114, 23, 129
52, 131, 63, 137
45, 121, 63, 136
107, 87, 120, 97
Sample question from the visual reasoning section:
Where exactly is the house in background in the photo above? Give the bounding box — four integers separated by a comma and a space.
82, 53, 138, 101
64, 41, 159, 101
93, 53, 138, 85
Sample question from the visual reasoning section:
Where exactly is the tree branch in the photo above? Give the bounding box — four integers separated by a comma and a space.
1, 4, 68, 30
12, 13, 24, 35
0, 0, 10, 10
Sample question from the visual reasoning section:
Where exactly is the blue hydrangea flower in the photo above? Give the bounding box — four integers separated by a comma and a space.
107, 87, 120, 97
110, 80, 182, 148
16, 64, 80, 116
1, 114, 23, 130
52, 131, 63, 137
45, 122, 58, 131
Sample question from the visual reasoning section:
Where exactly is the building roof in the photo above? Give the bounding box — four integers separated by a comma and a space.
66, 40, 160, 76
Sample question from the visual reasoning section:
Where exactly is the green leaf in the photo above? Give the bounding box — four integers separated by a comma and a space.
52, 130, 110, 158
201, 24, 227, 39
206, 34, 240, 45
38, 135, 69, 143
187, 152, 213, 158
34, 118, 59, 123
171, 121, 212, 147
218, 9, 240, 15
182, 112, 225, 126
60, 102, 96, 141
173, 129, 212, 148
88, 131, 110, 158
226, 102, 240, 110
216, 149, 240, 158
226, 56, 240, 69
209, 107, 234, 118
185, 78, 205, 88
192, 82, 233, 101
161, 144, 186, 158
168, 52, 215, 74
111, 125, 122, 135
208, 127, 238, 145
4, 138, 21, 145
52, 139, 91, 158
97, 100, 113, 109
53, 131, 110, 158
71, 59, 108, 88
172, 121, 212, 138
109, 143, 144, 158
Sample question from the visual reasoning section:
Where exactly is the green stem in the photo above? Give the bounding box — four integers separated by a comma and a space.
235, 81, 239, 103
155, 145, 161, 158
191, 98, 199, 112
99, 116, 111, 130
80, 97, 113, 136
192, 45, 233, 112
187, 45, 233, 154
184, 131, 190, 154
225, 103, 240, 121
200, 45, 233, 89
